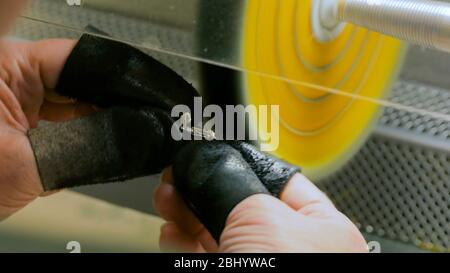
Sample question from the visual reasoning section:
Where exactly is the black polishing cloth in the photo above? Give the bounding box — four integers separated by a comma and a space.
173, 141, 269, 241
29, 34, 300, 236
30, 34, 198, 191
172, 141, 299, 241
229, 141, 300, 197
29, 107, 176, 191
56, 34, 198, 111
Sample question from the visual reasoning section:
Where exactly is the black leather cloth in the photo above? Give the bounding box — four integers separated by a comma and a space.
28, 34, 300, 241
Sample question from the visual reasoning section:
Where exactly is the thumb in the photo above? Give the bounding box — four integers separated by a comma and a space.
220, 194, 297, 252
0, 131, 42, 220
225, 193, 294, 229
280, 173, 337, 217
225, 173, 338, 230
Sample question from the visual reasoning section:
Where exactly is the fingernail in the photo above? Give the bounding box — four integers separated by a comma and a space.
292, 173, 310, 183
160, 167, 173, 184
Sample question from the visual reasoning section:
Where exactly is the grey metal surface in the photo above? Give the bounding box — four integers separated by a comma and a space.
75, 176, 160, 215
18, 0, 200, 85
10, 0, 450, 253
363, 233, 430, 253
320, 81, 450, 252
400, 45, 450, 90
338, 0, 450, 53
84, 0, 198, 29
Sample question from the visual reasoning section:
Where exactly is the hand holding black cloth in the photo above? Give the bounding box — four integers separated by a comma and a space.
28, 34, 299, 240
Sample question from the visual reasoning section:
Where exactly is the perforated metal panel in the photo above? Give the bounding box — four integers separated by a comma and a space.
382, 82, 450, 137
320, 81, 450, 252
15, 0, 450, 252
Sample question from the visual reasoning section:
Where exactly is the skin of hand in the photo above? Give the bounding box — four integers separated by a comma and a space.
153, 168, 369, 253
0, 38, 95, 220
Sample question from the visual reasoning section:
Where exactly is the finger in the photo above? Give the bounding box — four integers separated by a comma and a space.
280, 173, 335, 212
39, 100, 96, 122
14, 40, 76, 125
153, 168, 205, 235
153, 168, 219, 252
196, 228, 219, 253
161, 166, 174, 184
0, 40, 76, 129
73, 102, 97, 117
159, 222, 206, 253
0, 132, 43, 221
29, 39, 77, 90
39, 101, 77, 122
39, 189, 62, 197
45, 90, 76, 104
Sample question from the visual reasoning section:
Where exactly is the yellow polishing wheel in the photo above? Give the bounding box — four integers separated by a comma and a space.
199, 0, 406, 180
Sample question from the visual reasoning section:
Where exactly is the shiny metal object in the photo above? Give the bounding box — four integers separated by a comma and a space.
179, 113, 216, 141
321, 0, 450, 53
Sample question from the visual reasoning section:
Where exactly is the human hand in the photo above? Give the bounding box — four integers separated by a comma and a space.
1, 32, 202, 218
0, 39, 91, 220
153, 168, 368, 253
